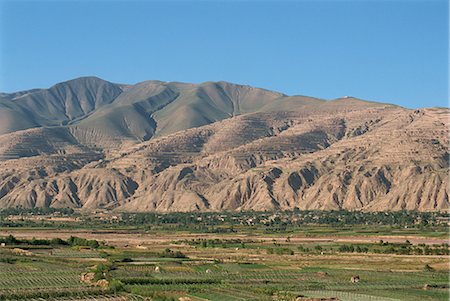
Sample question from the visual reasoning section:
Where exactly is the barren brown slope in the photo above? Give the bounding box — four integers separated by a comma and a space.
0, 86, 447, 212
116, 106, 448, 212
0, 78, 448, 212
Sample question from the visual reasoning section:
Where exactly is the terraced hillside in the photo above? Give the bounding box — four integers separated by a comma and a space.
0, 77, 448, 212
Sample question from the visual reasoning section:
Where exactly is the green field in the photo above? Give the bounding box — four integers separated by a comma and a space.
0, 210, 448, 300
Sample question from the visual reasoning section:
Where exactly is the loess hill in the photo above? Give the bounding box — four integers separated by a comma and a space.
0, 77, 448, 212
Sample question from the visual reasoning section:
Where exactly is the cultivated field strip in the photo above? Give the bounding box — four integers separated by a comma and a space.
14, 294, 145, 301
298, 290, 401, 301
0, 274, 83, 290
0, 264, 85, 290
50, 249, 101, 258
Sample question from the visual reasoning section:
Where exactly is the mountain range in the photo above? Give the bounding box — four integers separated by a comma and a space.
0, 77, 448, 212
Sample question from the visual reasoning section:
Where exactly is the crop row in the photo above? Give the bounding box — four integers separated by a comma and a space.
191, 287, 272, 301
0, 275, 82, 289
120, 277, 220, 285
24, 294, 145, 301
298, 290, 401, 301
0, 286, 104, 301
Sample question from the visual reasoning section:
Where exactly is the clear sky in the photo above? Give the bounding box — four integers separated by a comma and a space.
0, 0, 448, 108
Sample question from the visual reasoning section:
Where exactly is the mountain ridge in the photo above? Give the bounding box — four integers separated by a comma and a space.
0, 77, 447, 212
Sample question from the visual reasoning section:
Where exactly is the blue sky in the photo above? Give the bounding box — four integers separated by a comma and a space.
0, 0, 448, 108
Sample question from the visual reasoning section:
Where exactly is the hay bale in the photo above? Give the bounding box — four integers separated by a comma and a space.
95, 279, 109, 288
12, 248, 33, 256
80, 272, 95, 284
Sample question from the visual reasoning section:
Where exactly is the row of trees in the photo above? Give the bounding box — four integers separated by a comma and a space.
0, 207, 75, 216
260, 242, 450, 256
178, 238, 251, 249
296, 242, 450, 255
120, 210, 448, 227
0, 235, 101, 248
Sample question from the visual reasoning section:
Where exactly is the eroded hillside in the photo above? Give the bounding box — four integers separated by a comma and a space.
0, 77, 448, 212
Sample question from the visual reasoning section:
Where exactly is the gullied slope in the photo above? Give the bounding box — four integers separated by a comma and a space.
116, 107, 448, 212
0, 78, 448, 212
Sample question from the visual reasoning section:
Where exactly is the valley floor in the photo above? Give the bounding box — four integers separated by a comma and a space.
0, 224, 448, 301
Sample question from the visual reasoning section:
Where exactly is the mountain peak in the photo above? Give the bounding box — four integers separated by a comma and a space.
50, 76, 117, 89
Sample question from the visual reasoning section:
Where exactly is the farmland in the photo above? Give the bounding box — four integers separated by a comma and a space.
0, 210, 448, 300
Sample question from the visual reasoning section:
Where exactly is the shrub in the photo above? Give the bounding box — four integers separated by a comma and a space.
159, 248, 187, 259
67, 236, 100, 248
120, 257, 133, 262
108, 279, 125, 292
0, 257, 16, 264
